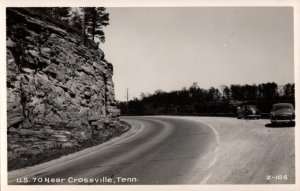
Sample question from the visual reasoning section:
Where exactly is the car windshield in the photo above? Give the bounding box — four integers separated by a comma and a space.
273, 105, 292, 111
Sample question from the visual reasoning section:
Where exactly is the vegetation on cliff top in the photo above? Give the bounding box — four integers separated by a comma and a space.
10, 7, 109, 45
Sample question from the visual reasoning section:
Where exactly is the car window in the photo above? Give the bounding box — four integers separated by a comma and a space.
274, 105, 292, 111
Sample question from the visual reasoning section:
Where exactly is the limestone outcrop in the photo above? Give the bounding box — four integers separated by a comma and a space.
7, 9, 123, 166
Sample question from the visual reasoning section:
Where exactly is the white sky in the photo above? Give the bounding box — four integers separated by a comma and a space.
100, 7, 294, 101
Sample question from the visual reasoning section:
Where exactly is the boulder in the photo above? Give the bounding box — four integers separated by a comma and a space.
40, 47, 51, 58
26, 149, 43, 156
27, 49, 39, 57
61, 142, 73, 149
7, 37, 16, 48
15, 129, 35, 136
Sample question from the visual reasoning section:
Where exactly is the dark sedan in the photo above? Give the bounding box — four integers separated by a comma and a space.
237, 105, 261, 119
270, 103, 295, 124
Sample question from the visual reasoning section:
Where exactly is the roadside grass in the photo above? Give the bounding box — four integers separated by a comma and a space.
8, 121, 131, 171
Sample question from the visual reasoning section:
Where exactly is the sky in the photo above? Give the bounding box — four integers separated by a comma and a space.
100, 7, 294, 101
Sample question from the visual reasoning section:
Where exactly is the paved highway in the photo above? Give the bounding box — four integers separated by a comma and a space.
8, 116, 295, 184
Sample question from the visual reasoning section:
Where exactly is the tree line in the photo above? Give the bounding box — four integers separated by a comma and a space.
117, 82, 295, 116
15, 7, 109, 45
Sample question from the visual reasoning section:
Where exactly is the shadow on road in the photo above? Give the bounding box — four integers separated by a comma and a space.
265, 122, 295, 128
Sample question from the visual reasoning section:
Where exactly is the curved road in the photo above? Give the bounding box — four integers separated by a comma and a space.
8, 116, 295, 184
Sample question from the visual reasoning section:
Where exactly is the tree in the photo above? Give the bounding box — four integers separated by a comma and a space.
207, 87, 221, 102
230, 85, 244, 100
283, 83, 295, 104
70, 10, 83, 31
81, 7, 93, 44
244, 84, 258, 100
283, 83, 294, 98
258, 82, 278, 100
220, 85, 231, 101
31, 7, 71, 22
257, 82, 279, 112
91, 7, 109, 42
55, 7, 71, 22
82, 7, 109, 44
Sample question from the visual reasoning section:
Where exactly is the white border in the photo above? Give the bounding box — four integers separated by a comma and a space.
2, 0, 299, 7
1, 0, 299, 191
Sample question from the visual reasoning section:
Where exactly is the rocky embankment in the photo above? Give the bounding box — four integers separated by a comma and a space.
7, 9, 127, 170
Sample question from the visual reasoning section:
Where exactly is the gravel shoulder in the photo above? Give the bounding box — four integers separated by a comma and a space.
173, 116, 295, 184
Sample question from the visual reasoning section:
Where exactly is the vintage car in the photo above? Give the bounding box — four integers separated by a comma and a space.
237, 105, 261, 119
270, 103, 295, 124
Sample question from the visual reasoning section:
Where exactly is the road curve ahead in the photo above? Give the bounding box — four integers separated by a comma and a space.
8, 116, 294, 184
8, 116, 218, 185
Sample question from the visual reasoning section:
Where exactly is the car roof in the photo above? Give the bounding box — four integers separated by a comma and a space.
272, 103, 293, 106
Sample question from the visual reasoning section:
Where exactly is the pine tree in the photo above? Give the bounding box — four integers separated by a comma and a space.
91, 7, 109, 43
70, 10, 83, 31
55, 7, 71, 22
81, 7, 93, 44
82, 7, 109, 44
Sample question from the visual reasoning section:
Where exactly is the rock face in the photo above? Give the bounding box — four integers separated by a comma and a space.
7, 9, 122, 163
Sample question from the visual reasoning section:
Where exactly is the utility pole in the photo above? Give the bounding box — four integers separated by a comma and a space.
126, 88, 129, 104
126, 88, 129, 114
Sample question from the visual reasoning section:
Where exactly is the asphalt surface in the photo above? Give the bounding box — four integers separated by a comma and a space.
8, 116, 295, 185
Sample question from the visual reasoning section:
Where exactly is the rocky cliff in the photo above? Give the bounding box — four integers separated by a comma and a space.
7, 9, 124, 168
